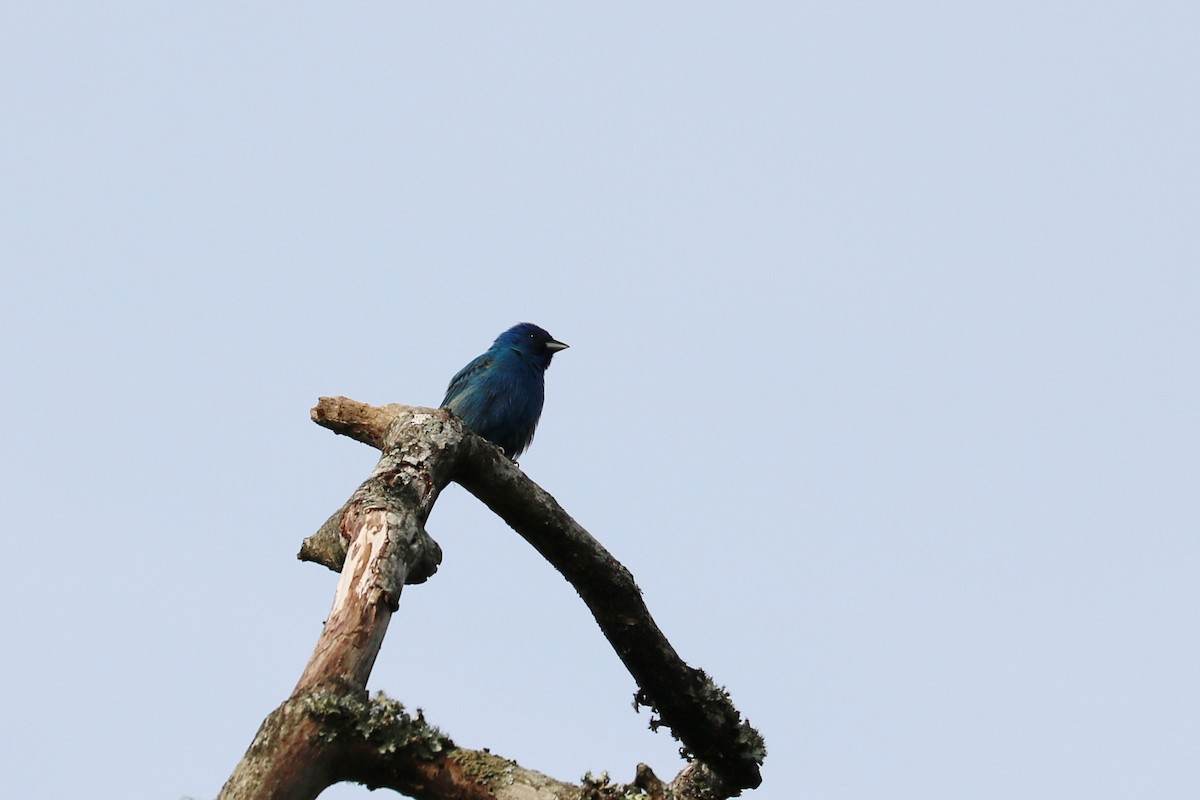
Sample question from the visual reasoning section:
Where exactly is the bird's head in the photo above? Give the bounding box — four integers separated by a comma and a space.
496, 322, 569, 370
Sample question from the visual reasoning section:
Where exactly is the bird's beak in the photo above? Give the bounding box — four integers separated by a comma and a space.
545, 339, 569, 353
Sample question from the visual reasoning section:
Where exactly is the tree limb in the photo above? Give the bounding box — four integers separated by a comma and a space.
452, 438, 765, 790
219, 398, 765, 799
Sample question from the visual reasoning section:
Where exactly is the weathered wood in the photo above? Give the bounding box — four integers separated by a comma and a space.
219, 406, 450, 799
452, 436, 765, 790
219, 398, 765, 799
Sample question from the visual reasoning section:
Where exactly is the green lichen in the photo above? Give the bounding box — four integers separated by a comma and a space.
634, 671, 767, 768
683, 764, 728, 800
736, 718, 767, 764
581, 770, 611, 787
455, 749, 518, 787
577, 770, 653, 800
302, 689, 450, 759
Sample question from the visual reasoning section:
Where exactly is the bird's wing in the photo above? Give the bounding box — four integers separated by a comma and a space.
441, 354, 494, 407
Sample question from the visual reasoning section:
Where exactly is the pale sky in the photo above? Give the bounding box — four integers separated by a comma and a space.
3, 4, 1198, 799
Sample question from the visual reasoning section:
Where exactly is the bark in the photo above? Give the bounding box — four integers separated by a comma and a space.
452, 441, 765, 790
219, 398, 765, 800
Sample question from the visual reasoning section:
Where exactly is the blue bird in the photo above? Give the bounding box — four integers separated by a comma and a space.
441, 323, 569, 460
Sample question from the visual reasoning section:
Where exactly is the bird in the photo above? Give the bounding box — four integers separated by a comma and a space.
441, 322, 569, 460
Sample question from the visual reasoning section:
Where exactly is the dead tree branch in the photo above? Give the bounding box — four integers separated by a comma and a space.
218, 398, 765, 800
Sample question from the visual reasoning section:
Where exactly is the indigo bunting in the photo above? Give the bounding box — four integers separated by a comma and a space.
441, 322, 569, 459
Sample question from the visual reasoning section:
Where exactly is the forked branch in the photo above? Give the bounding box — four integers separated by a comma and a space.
218, 399, 764, 800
